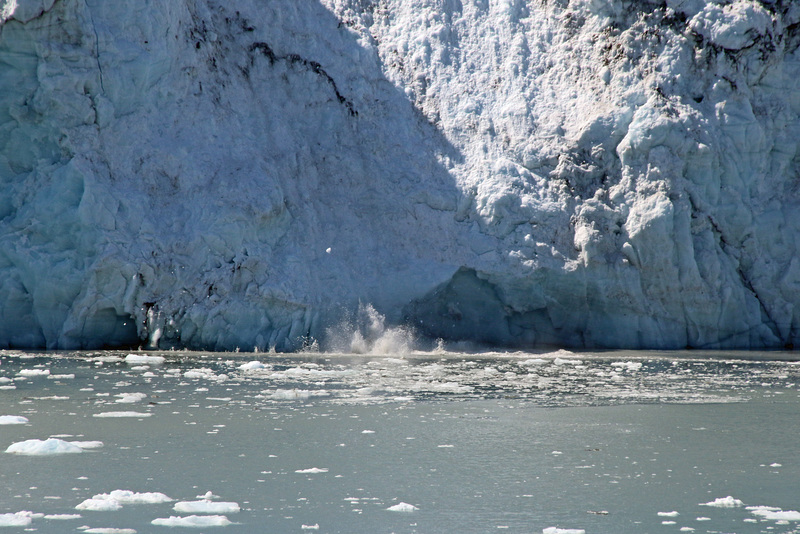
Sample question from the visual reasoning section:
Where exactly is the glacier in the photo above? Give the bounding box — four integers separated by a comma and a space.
1, 0, 799, 350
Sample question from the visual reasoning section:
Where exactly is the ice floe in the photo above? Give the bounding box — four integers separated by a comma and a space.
93, 412, 152, 418
0, 511, 37, 527
17, 368, 50, 376
542, 528, 585, 534
386, 502, 418, 512
700, 496, 744, 507
115, 392, 148, 403
151, 515, 233, 527
748, 506, 800, 521
125, 354, 165, 365
295, 468, 328, 474
83, 528, 137, 534
0, 415, 28, 424
77, 490, 173, 511
6, 438, 88, 455
173, 500, 240, 514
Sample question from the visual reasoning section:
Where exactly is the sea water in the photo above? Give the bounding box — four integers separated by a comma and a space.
1, 348, 799, 533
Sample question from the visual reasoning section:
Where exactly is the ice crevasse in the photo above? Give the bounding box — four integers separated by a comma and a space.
1, 0, 799, 350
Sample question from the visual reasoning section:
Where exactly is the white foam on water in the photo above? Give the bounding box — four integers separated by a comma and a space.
173, 500, 240, 514
386, 502, 418, 512
0, 415, 28, 424
6, 438, 84, 455
151, 515, 232, 527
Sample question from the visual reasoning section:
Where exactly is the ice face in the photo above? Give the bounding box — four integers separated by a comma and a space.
1, 1, 799, 350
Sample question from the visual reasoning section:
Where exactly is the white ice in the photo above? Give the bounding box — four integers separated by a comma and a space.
125, 354, 165, 365
93, 412, 152, 418
6, 438, 84, 455
151, 515, 232, 527
700, 496, 744, 507
295, 468, 328, 474
542, 528, 585, 534
0, 511, 36, 527
76, 490, 173, 511
173, 500, 240, 514
386, 502, 418, 512
0, 415, 28, 424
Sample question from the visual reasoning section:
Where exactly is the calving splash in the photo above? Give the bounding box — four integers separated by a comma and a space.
322, 304, 418, 355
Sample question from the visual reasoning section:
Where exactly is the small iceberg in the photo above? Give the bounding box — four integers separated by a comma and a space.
151, 515, 233, 527
386, 502, 418, 512
6, 438, 88, 455
0, 415, 28, 425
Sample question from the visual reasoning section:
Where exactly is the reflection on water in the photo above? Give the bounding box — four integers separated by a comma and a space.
0, 349, 799, 533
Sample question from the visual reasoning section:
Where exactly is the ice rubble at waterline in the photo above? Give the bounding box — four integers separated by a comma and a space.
1, 0, 800, 351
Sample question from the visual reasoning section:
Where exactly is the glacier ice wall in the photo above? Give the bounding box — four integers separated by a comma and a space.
1, 0, 799, 350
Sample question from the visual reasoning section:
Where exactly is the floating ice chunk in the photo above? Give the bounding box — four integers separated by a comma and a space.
748, 506, 800, 521
43, 514, 82, 520
173, 501, 240, 514
611, 361, 643, 371
553, 358, 582, 366
701, 496, 744, 507
83, 528, 137, 534
93, 412, 152, 418
106, 490, 173, 504
301, 525, 319, 530
49, 373, 76, 379
295, 467, 328, 474
151, 515, 232, 527
0, 511, 35, 527
658, 511, 679, 517
386, 502, 418, 512
520, 358, 547, 366
115, 392, 147, 403
18, 368, 50, 376
6, 438, 84, 455
125, 354, 165, 365
542, 528, 585, 534
0, 415, 28, 424
70, 441, 104, 449
76, 490, 172, 511
238, 361, 269, 371
269, 389, 330, 400
361, 430, 375, 434
196, 491, 219, 500
76, 498, 123, 511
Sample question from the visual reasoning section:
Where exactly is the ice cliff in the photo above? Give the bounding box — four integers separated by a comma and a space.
1, 0, 799, 350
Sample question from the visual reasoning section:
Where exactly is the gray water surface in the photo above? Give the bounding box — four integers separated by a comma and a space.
1, 349, 799, 533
